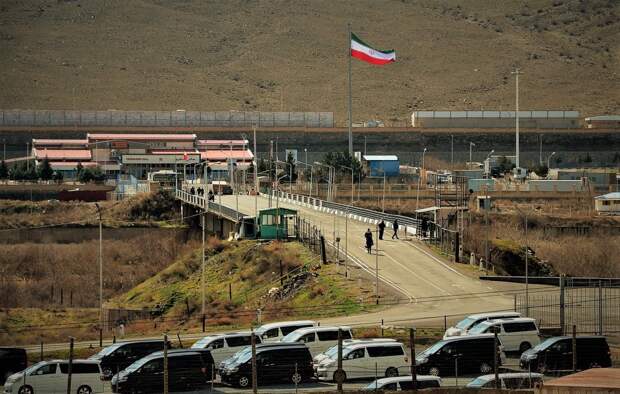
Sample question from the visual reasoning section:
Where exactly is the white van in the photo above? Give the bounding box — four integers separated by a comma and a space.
468, 318, 540, 353
191, 331, 260, 367
255, 320, 317, 342
281, 326, 352, 358
363, 375, 442, 391
444, 311, 521, 338
316, 341, 408, 381
467, 372, 544, 389
3, 360, 104, 394
313, 338, 396, 366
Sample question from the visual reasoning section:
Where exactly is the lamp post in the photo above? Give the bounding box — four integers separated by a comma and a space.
415, 148, 427, 219
337, 164, 355, 205
450, 135, 454, 169
314, 161, 334, 201
512, 68, 523, 169
295, 160, 314, 197
94, 203, 103, 331
469, 142, 476, 169
547, 151, 556, 170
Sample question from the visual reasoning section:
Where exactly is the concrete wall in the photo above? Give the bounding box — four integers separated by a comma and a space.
0, 110, 334, 128
412, 111, 581, 128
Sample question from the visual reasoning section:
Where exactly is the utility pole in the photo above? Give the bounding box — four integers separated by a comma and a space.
484, 185, 490, 274
450, 135, 454, 170
347, 22, 353, 155
539, 134, 543, 166
201, 211, 206, 331
512, 68, 523, 169
469, 142, 475, 169
94, 203, 103, 331
524, 212, 529, 317
253, 127, 258, 234
375, 225, 379, 304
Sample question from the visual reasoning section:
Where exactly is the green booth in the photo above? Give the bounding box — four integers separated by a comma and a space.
257, 207, 297, 240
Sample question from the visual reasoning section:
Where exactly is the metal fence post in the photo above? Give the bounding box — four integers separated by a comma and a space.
560, 275, 565, 335
598, 280, 603, 335
66, 337, 74, 394
410, 328, 417, 390
572, 325, 577, 372
251, 330, 257, 394
163, 333, 169, 394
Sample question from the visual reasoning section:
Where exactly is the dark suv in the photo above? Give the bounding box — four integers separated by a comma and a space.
111, 349, 213, 393
416, 334, 503, 376
220, 343, 314, 388
520, 335, 611, 373
0, 348, 27, 384
89, 340, 169, 379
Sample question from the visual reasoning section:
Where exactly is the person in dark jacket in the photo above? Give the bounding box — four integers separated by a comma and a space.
392, 219, 399, 239
364, 228, 374, 254
378, 220, 386, 240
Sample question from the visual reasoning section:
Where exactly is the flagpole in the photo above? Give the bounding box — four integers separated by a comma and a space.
347, 22, 353, 156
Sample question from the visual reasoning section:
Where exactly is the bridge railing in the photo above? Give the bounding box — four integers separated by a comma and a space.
266, 190, 420, 235
175, 189, 244, 222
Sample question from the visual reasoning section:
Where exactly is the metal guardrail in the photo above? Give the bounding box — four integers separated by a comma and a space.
175, 189, 243, 222
268, 190, 420, 230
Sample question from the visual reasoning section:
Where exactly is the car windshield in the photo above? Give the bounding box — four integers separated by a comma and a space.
281, 331, 301, 342
469, 323, 492, 334
235, 351, 252, 364
24, 361, 47, 375
124, 357, 152, 373
533, 337, 559, 351
191, 337, 215, 348
455, 317, 478, 330
363, 381, 379, 390
419, 341, 446, 357
323, 346, 339, 359
227, 347, 251, 364
90, 343, 123, 358
468, 376, 491, 387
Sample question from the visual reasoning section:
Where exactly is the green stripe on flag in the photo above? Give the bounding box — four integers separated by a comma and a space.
351, 33, 394, 55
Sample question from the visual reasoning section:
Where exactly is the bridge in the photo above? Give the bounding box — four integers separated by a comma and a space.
175, 188, 548, 326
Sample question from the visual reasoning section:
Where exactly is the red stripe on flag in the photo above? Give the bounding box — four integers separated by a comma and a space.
351, 49, 395, 65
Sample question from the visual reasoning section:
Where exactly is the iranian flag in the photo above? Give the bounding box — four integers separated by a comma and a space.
351, 33, 395, 65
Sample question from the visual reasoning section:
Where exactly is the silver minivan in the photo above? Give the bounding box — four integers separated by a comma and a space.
3, 360, 104, 394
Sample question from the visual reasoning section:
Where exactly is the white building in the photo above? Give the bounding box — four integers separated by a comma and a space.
594, 192, 620, 215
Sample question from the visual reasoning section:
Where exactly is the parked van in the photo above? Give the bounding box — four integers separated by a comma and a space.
255, 320, 317, 342
3, 360, 104, 394
468, 318, 540, 353
219, 343, 314, 388
111, 349, 212, 393
444, 312, 521, 338
416, 334, 504, 377
363, 375, 442, 391
191, 331, 261, 366
281, 326, 352, 357
520, 336, 612, 373
89, 339, 168, 379
313, 338, 396, 366
317, 341, 408, 382
0, 348, 27, 384
467, 372, 544, 389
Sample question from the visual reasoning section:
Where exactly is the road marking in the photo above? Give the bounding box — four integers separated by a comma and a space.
405, 240, 468, 278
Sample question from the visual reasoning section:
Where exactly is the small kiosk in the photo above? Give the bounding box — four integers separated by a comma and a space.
257, 207, 297, 240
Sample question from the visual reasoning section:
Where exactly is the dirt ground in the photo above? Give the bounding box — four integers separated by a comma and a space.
0, 0, 618, 123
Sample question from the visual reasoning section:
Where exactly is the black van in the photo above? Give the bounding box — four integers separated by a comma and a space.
220, 343, 314, 388
416, 334, 502, 376
0, 347, 27, 384
111, 349, 213, 393
89, 340, 168, 379
520, 335, 611, 373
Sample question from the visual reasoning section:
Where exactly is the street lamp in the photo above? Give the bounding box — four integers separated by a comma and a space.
415, 148, 427, 219
94, 203, 103, 331
469, 142, 476, 169
314, 161, 334, 201
337, 164, 355, 205
295, 160, 314, 197
547, 152, 556, 169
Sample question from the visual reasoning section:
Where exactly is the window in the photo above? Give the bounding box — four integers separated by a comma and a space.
345, 349, 365, 360
282, 325, 311, 336
262, 215, 274, 225
553, 341, 570, 353
504, 322, 537, 333
207, 339, 224, 350
382, 383, 398, 390
226, 336, 252, 348
367, 346, 404, 358
400, 380, 440, 390
317, 331, 339, 341
300, 333, 315, 343
341, 330, 352, 339
35, 364, 57, 375
142, 359, 163, 373
70, 363, 100, 374
263, 328, 279, 338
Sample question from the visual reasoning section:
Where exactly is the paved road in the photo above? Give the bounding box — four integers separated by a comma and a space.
218, 195, 552, 328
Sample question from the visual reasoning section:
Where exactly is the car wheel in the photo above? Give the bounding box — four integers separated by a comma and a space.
333, 370, 347, 383
77, 385, 92, 394
291, 371, 302, 384
385, 367, 399, 378
480, 362, 492, 373
428, 367, 440, 376
18, 385, 34, 394
238, 375, 250, 388
519, 342, 532, 354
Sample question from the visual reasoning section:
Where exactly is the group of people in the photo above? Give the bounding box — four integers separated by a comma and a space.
364, 219, 399, 254
188, 187, 215, 201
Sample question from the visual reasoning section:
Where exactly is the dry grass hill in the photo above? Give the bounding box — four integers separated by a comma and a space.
0, 0, 618, 124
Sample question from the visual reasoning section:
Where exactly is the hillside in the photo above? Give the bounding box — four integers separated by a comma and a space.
0, 0, 618, 124
112, 239, 371, 326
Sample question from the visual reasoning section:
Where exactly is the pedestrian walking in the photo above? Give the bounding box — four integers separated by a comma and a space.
392, 219, 399, 239
378, 220, 386, 240
364, 228, 374, 254
190, 186, 195, 195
